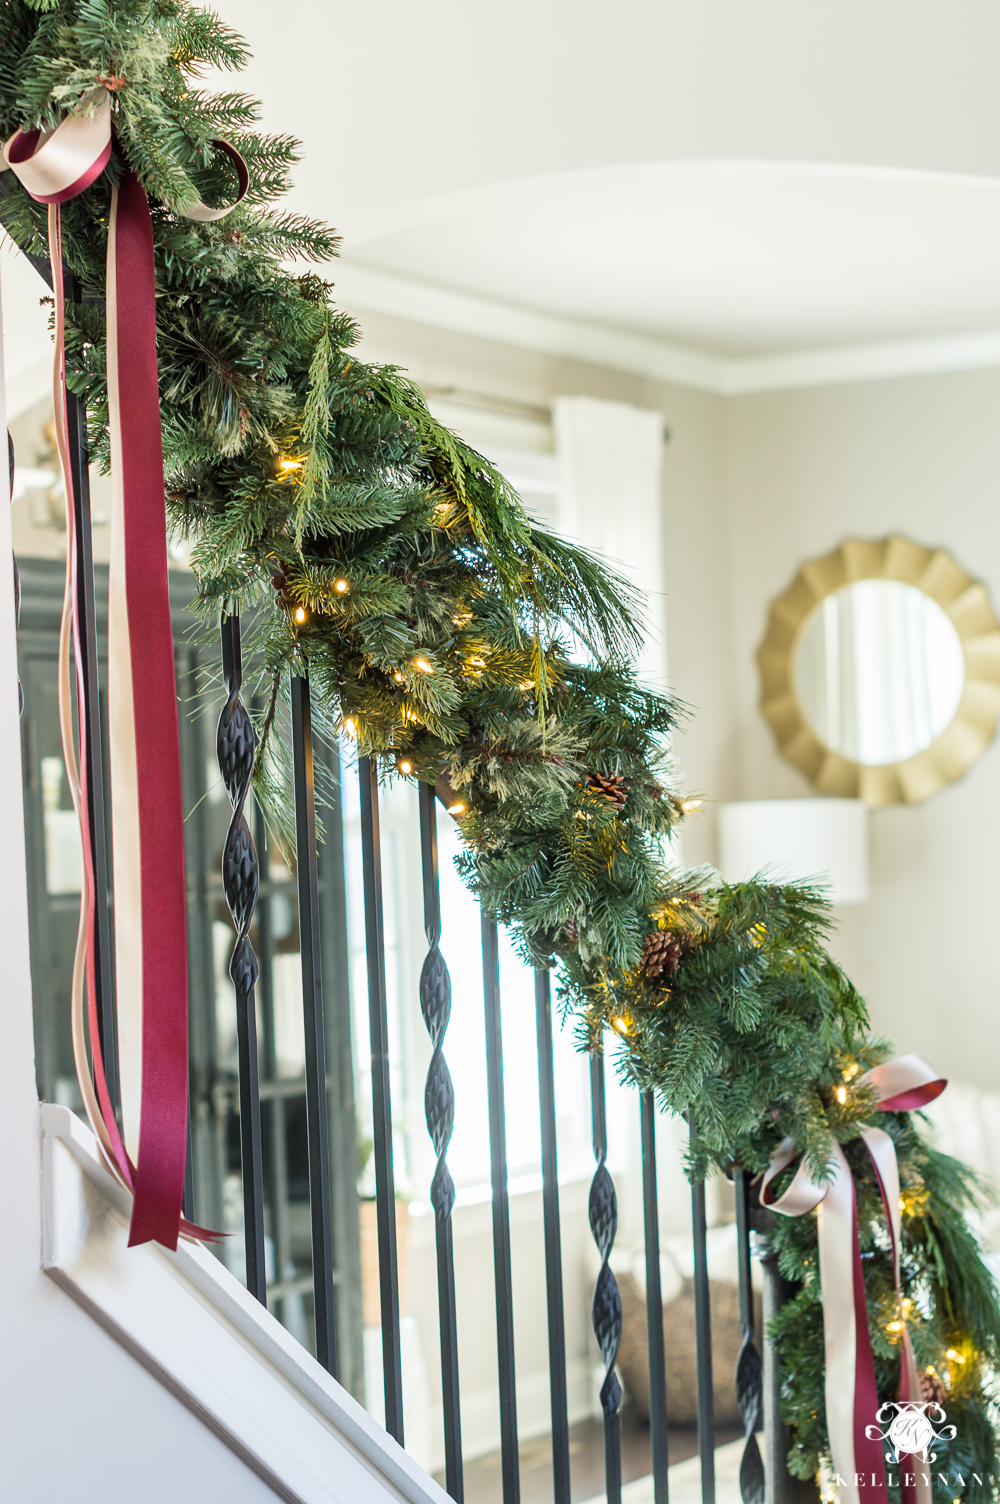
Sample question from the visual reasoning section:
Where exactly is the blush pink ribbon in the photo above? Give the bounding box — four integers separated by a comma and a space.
761, 1055, 946, 1504
2, 95, 247, 1249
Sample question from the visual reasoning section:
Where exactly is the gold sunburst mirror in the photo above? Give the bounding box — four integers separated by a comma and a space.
757, 535, 1000, 806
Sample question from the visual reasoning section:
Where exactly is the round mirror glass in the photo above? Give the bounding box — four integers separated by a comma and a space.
793, 579, 965, 765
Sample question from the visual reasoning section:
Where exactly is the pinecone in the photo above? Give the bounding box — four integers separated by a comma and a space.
641, 929, 684, 979
271, 569, 294, 607
588, 771, 629, 809
560, 917, 579, 944
918, 1368, 947, 1408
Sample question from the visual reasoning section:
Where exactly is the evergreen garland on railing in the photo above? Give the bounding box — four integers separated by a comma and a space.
1, 3, 997, 1494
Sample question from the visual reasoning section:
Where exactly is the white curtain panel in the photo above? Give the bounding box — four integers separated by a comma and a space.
552, 394, 667, 687
553, 398, 681, 1232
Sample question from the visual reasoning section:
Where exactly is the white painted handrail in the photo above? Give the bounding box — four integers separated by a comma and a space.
41, 1102, 452, 1504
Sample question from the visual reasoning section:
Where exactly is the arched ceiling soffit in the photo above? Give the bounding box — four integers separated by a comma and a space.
219, 0, 1000, 239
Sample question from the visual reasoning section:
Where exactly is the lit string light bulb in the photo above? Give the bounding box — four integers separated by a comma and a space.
334, 579, 349, 594
294, 606, 307, 623
397, 758, 413, 776
414, 657, 433, 674
279, 456, 303, 472
343, 717, 357, 738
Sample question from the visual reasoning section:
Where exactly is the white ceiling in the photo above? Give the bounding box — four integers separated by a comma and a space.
344, 161, 1000, 358
206, 0, 1000, 374
219, 0, 1000, 230
10, 2, 1000, 391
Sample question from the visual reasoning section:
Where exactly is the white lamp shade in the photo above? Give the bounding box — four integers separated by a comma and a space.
716, 799, 870, 904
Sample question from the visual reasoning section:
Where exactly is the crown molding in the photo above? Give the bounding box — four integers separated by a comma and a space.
724, 327, 1000, 394
334, 263, 726, 391
335, 262, 1000, 398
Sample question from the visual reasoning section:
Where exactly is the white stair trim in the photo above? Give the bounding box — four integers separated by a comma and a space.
40, 1102, 451, 1504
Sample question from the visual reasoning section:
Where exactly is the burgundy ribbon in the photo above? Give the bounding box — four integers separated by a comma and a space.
111, 168, 190, 1246
761, 1056, 946, 1504
3, 96, 246, 1249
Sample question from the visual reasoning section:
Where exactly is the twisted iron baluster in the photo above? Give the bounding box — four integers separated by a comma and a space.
418, 781, 463, 1499
639, 1089, 670, 1504
421, 861, 455, 1224
423, 952, 455, 1212
590, 1052, 623, 1504
734, 1167, 765, 1504
217, 611, 266, 1303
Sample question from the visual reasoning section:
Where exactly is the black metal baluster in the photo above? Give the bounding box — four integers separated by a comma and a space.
758, 1221, 815, 1504
316, 737, 364, 1399
218, 611, 266, 1304
255, 802, 293, 1324
590, 1052, 623, 1504
65, 338, 118, 1121
640, 1090, 670, 1504
359, 755, 404, 1443
418, 783, 463, 1501
690, 1125, 716, 1504
8, 243, 118, 1111
8, 430, 23, 717
183, 1127, 195, 1224
291, 675, 338, 1375
182, 648, 226, 1235
535, 969, 571, 1504
481, 915, 520, 1504
734, 1169, 765, 1504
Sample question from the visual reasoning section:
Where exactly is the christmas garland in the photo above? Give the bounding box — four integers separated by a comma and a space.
1, 3, 998, 1496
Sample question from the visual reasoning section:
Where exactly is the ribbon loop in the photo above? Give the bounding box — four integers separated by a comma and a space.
760, 1136, 828, 1215
2, 95, 112, 203
180, 139, 251, 221
861, 1054, 947, 1113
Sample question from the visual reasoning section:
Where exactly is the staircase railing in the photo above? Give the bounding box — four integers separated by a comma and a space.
10, 243, 809, 1504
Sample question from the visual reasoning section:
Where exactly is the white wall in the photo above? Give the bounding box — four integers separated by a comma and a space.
723, 370, 1000, 1089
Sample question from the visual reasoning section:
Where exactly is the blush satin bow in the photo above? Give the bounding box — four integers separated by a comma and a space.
762, 1055, 946, 1504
